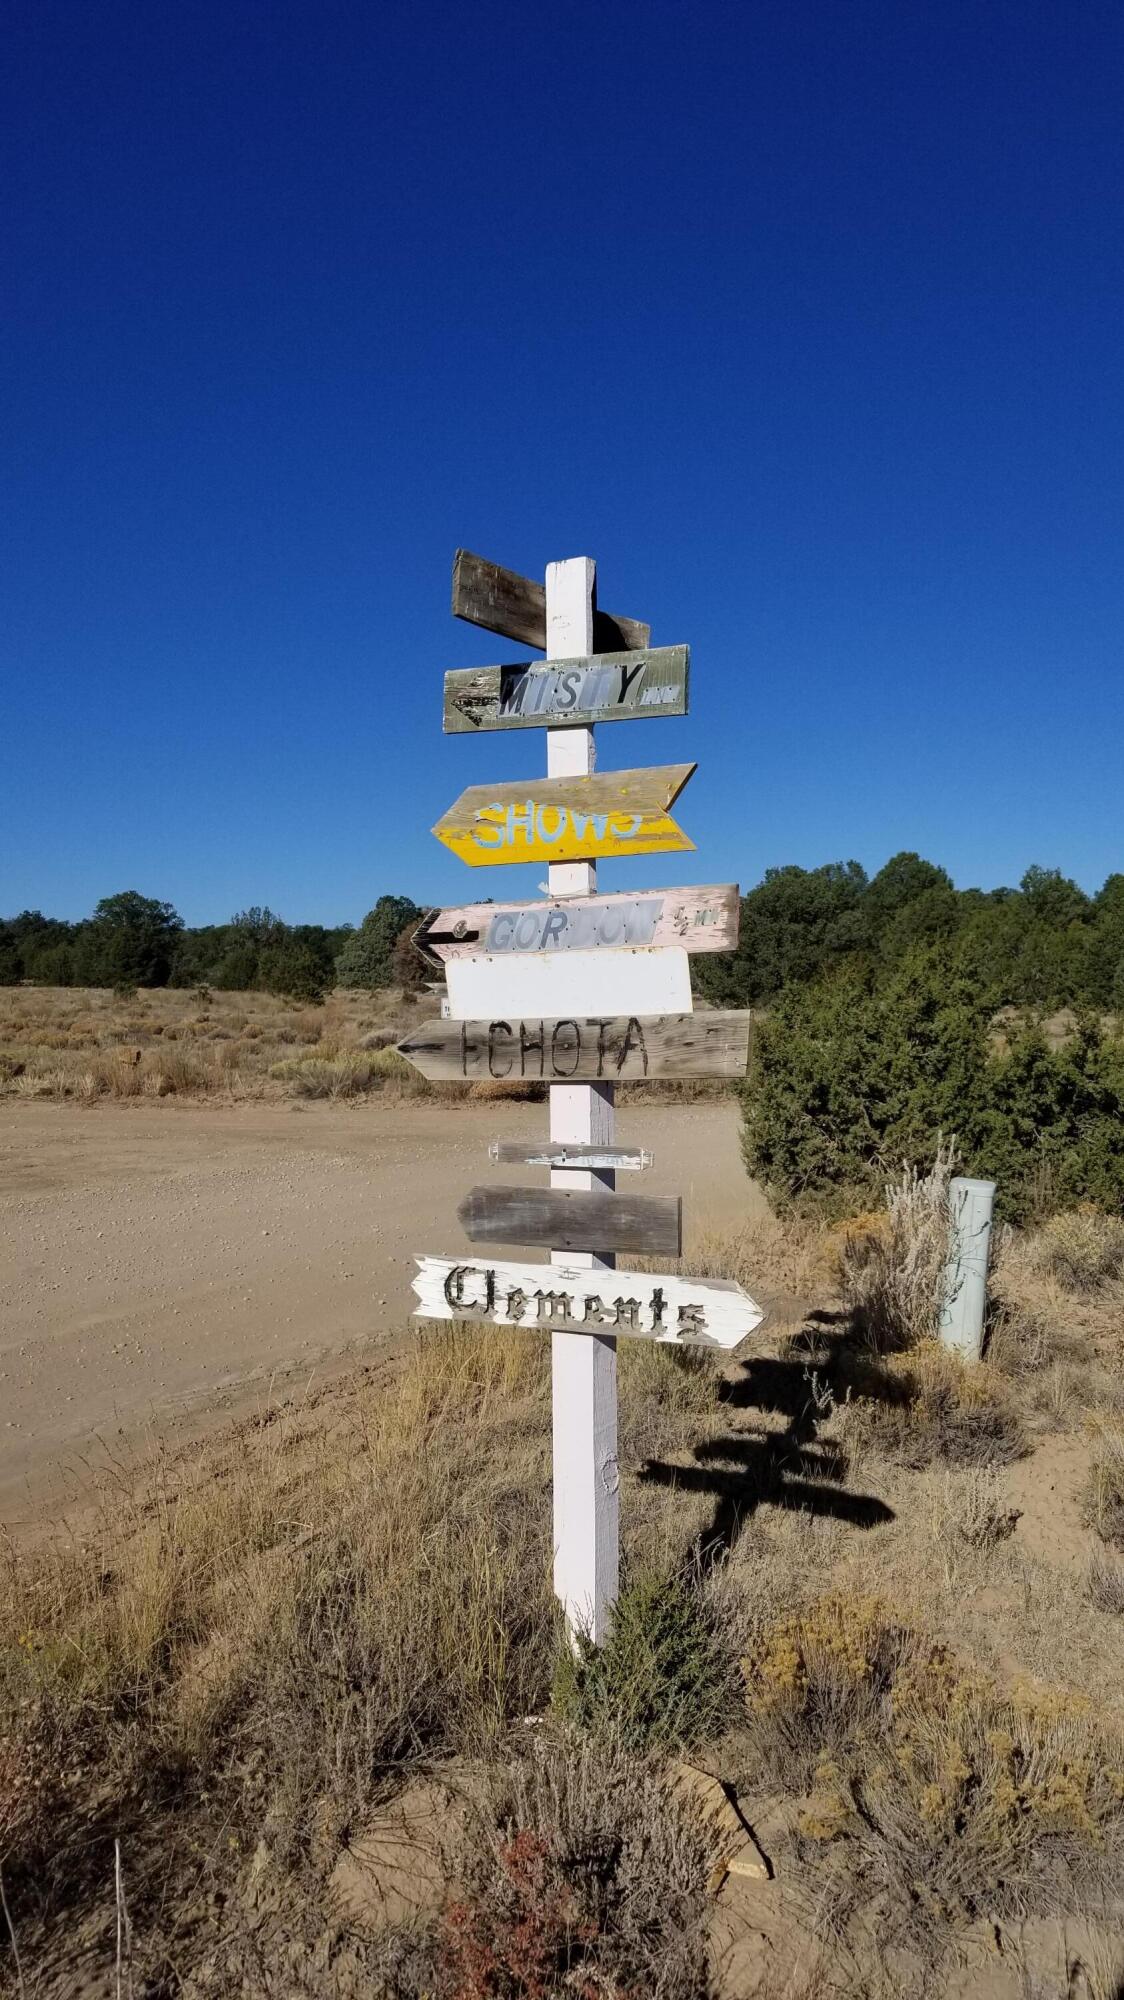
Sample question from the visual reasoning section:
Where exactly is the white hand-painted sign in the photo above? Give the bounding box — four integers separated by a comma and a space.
443, 945, 692, 1021
413, 1255, 764, 1352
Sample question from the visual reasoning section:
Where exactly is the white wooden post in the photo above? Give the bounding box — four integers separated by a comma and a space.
938, 1175, 996, 1360
545, 556, 619, 1645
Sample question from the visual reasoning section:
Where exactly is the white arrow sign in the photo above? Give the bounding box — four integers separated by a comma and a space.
413, 1255, 765, 1352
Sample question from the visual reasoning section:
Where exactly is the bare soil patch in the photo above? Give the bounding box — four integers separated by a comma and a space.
0, 1097, 762, 1526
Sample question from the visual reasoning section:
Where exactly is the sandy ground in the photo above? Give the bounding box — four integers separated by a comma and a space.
0, 1097, 764, 1525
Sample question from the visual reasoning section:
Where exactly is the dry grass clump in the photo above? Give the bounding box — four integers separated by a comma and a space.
839, 1340, 1025, 1470
1085, 1548, 1124, 1617
0, 1327, 554, 1971
943, 1465, 1022, 1549
436, 1736, 713, 2000
836, 1146, 956, 1354
1032, 1210, 1124, 1293
1083, 1426, 1124, 1549
689, 1212, 836, 1306
740, 1593, 1124, 1929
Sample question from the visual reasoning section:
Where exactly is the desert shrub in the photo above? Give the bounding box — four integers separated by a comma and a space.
368, 1043, 412, 1078
840, 1342, 1024, 1469
743, 949, 1124, 1224
268, 1051, 382, 1098
1033, 1210, 1124, 1292
837, 1147, 956, 1353
439, 1736, 711, 2000
741, 1594, 1124, 1925
945, 1466, 1022, 1549
552, 1573, 731, 1752
1085, 1548, 1124, 1616
1084, 1428, 1124, 1548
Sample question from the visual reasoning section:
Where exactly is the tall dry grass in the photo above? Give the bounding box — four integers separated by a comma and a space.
0, 984, 439, 1104
0, 1328, 554, 1970
835, 1142, 958, 1354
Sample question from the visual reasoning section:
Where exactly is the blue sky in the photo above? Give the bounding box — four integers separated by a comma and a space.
3, 0, 1122, 925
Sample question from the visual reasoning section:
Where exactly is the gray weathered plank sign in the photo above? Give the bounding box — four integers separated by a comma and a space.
396, 1010, 751, 1083
489, 1140, 653, 1171
458, 1186, 681, 1257
416, 885, 739, 962
432, 764, 696, 866
443, 646, 688, 734
414, 1256, 765, 1351
452, 549, 649, 653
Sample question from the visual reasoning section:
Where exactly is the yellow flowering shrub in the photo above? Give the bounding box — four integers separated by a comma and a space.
740, 1595, 1124, 1914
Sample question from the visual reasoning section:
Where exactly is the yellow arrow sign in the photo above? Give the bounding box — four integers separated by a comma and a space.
432, 764, 696, 868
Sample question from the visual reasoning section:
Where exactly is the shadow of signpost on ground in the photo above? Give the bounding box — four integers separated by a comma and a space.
638, 1311, 897, 1568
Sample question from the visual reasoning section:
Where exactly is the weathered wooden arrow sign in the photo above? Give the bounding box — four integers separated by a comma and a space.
415, 885, 739, 963
443, 646, 688, 734
396, 1010, 751, 1083
489, 1140, 653, 1171
458, 1186, 681, 1257
414, 1256, 765, 1352
452, 549, 649, 654
443, 945, 692, 1022
432, 765, 696, 868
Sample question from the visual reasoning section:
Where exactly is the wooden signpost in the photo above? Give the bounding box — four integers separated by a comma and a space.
431, 765, 697, 867
398, 550, 763, 1648
414, 1257, 764, 1352
443, 646, 688, 733
458, 1186, 682, 1258
415, 884, 740, 961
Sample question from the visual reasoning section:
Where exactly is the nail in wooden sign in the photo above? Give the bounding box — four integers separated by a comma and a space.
452, 549, 649, 654
396, 1010, 751, 1083
458, 1186, 681, 1257
489, 1140, 654, 1171
414, 1256, 765, 1352
432, 765, 696, 868
415, 884, 739, 962
443, 646, 688, 734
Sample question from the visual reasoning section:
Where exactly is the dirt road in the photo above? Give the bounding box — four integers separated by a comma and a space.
0, 1098, 764, 1523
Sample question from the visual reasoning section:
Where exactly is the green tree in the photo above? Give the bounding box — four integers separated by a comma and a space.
80, 891, 184, 987
694, 862, 868, 1008
335, 895, 421, 989
866, 851, 953, 926
1086, 875, 1124, 1008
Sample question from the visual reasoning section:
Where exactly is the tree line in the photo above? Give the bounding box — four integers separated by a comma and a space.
3, 856, 1122, 1013
694, 853, 1124, 1014
0, 892, 425, 1003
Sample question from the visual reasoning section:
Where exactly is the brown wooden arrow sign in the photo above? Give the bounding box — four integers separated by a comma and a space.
396, 1010, 751, 1083
452, 549, 649, 653
458, 1186, 682, 1257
